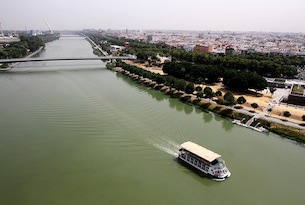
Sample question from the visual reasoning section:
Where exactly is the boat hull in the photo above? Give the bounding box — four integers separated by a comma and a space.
178, 155, 230, 180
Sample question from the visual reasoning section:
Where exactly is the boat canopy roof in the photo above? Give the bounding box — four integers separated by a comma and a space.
180, 141, 221, 162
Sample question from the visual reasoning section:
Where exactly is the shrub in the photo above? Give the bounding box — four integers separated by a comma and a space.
219, 109, 234, 117
204, 87, 214, 99
216, 99, 226, 105
213, 106, 222, 111
237, 96, 247, 105
234, 105, 243, 109
283, 111, 291, 118
180, 95, 192, 102
192, 99, 201, 104
215, 90, 222, 97
195, 86, 202, 92
200, 103, 211, 110
185, 82, 195, 94
251, 103, 259, 111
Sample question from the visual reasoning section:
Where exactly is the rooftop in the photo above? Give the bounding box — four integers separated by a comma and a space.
180, 141, 221, 162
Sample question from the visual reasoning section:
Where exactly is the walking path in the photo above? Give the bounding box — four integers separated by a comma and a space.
82, 34, 109, 56
234, 89, 305, 130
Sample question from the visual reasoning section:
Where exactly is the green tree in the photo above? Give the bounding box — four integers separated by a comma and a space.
251, 103, 259, 112
224, 92, 235, 105
174, 79, 186, 91
206, 66, 221, 83
0, 50, 8, 59
283, 111, 291, 119
215, 90, 222, 97
156, 75, 166, 84
195, 86, 202, 92
136, 51, 148, 61
223, 70, 248, 91
204, 86, 214, 100
165, 76, 176, 87
247, 72, 268, 92
196, 91, 203, 99
19, 35, 44, 52
185, 82, 195, 94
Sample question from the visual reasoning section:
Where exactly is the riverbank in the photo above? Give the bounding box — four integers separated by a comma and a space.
82, 34, 109, 56
109, 63, 305, 144
0, 46, 44, 71
124, 60, 305, 125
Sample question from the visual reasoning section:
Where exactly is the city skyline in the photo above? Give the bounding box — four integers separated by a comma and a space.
1, 0, 305, 33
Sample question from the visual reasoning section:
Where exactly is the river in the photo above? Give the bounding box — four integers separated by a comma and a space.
0, 36, 304, 205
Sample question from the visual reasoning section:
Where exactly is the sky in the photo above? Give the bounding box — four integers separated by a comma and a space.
1, 0, 305, 33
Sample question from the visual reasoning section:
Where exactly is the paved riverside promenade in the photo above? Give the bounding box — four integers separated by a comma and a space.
82, 34, 109, 56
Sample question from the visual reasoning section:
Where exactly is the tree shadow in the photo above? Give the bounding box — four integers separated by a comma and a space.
203, 113, 213, 123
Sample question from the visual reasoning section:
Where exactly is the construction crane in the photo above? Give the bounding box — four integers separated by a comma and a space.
43, 19, 54, 34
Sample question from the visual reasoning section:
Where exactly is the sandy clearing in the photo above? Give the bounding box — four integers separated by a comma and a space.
207, 84, 305, 123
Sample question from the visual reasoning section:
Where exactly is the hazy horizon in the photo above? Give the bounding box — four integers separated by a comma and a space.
1, 0, 305, 33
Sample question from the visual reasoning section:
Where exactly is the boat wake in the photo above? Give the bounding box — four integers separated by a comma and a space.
212, 178, 226, 182
147, 137, 179, 157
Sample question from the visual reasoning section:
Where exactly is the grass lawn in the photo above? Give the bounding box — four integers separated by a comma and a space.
291, 85, 304, 95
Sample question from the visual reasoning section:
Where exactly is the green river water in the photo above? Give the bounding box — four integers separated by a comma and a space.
0, 36, 304, 205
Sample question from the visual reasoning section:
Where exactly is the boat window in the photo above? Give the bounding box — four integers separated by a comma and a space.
218, 158, 225, 164
211, 159, 218, 165
211, 158, 225, 168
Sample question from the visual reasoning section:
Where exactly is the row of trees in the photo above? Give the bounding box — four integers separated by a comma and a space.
84, 32, 173, 59
116, 61, 294, 118
162, 62, 222, 84
116, 61, 222, 97
116, 61, 188, 91
163, 62, 268, 91
171, 49, 298, 78
116, 61, 261, 107
241, 52, 305, 67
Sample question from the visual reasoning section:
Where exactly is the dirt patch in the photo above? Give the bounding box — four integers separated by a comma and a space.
206, 84, 305, 124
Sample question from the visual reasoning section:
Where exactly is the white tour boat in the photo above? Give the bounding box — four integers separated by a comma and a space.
178, 141, 231, 181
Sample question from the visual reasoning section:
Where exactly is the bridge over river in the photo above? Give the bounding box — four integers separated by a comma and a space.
0, 56, 136, 64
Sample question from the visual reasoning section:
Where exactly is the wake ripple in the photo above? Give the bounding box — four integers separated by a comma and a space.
147, 137, 180, 157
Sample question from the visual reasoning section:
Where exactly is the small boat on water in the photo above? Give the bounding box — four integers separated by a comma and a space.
178, 141, 231, 181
